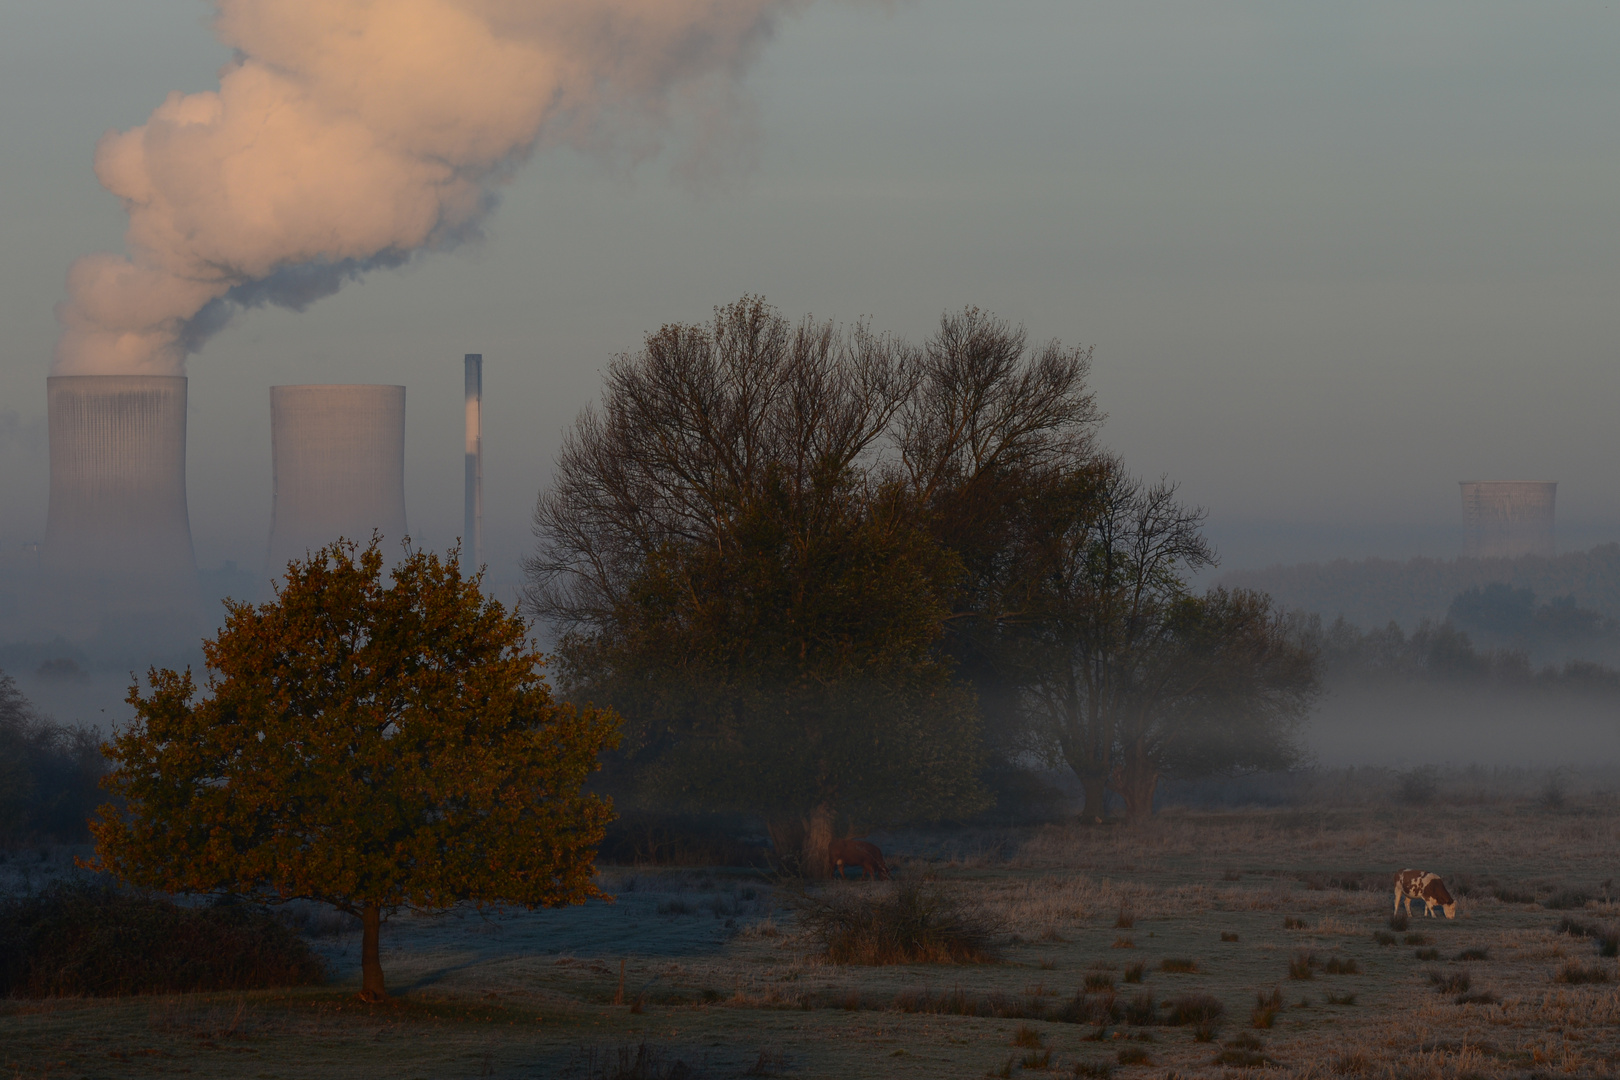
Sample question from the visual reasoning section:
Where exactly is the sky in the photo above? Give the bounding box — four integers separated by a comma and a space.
2, 0, 1618, 616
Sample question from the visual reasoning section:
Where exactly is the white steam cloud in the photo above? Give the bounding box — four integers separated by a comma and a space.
54, 0, 806, 375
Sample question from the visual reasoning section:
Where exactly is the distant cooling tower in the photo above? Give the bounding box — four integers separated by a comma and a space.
1460, 481, 1556, 559
44, 375, 200, 630
268, 385, 407, 571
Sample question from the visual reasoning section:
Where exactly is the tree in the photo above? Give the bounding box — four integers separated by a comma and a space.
526, 298, 988, 871
895, 308, 1102, 768
1109, 587, 1319, 820
1013, 465, 1315, 821
88, 539, 620, 1001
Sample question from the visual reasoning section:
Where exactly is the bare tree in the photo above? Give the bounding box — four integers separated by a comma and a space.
1014, 464, 1216, 820
525, 298, 983, 873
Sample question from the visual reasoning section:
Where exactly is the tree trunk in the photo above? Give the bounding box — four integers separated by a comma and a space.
1076, 772, 1109, 823
359, 904, 388, 1002
1116, 760, 1158, 824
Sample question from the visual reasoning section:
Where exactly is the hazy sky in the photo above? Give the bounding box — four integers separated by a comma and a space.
3, 0, 1618, 603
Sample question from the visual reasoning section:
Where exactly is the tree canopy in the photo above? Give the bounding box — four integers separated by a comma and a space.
528, 296, 1318, 836
90, 539, 620, 1000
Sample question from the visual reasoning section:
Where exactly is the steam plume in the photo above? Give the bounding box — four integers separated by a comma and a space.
54, 0, 805, 375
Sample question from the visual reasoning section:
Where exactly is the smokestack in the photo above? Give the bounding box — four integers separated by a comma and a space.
464, 354, 483, 569
44, 375, 200, 636
1459, 481, 1557, 559
268, 385, 407, 571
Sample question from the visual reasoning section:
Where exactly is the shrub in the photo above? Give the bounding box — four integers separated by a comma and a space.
1427, 970, 1470, 994
1220, 931, 1239, 942
0, 885, 324, 997
1083, 972, 1115, 992
1404, 933, 1431, 946
584, 1042, 708, 1080
1322, 956, 1360, 975
1072, 1063, 1113, 1079
1114, 907, 1134, 929
1288, 951, 1316, 979
1543, 889, 1593, 911
1053, 991, 1122, 1026
1251, 988, 1282, 1028
1116, 1046, 1151, 1066
1373, 931, 1396, 946
1122, 962, 1145, 984
1214, 1047, 1268, 1067
1123, 992, 1157, 1026
1325, 992, 1357, 1005
1493, 886, 1535, 904
1554, 962, 1614, 985
793, 879, 998, 964
1160, 958, 1198, 973
1283, 916, 1309, 930
1414, 948, 1440, 961
1163, 993, 1224, 1026
1389, 911, 1409, 932
1012, 1024, 1044, 1048
1111, 936, 1135, 949
1020, 1049, 1052, 1069
1455, 947, 1489, 961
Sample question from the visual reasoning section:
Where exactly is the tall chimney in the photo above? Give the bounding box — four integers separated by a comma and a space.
464, 354, 483, 569
268, 385, 407, 571
44, 375, 201, 637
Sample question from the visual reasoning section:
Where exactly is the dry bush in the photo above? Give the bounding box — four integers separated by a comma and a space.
1284, 916, 1310, 929
1163, 993, 1224, 1026
0, 885, 324, 997
1455, 947, 1489, 961
1083, 972, 1115, 992
792, 879, 998, 964
1323, 956, 1361, 974
1220, 931, 1240, 942
1122, 992, 1157, 1025
1160, 957, 1198, 973
1116, 1045, 1150, 1065
1554, 961, 1614, 985
1289, 951, 1316, 979
1373, 931, 1396, 946
1427, 969, 1470, 994
1011, 1023, 1043, 1048
1122, 962, 1144, 983
1252, 987, 1283, 1028
1415, 947, 1440, 961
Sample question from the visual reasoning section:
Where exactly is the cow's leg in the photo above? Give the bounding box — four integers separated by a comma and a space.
1394, 886, 1401, 915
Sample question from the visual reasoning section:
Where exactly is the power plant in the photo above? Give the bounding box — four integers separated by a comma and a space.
44, 375, 201, 636
1460, 481, 1557, 559
268, 384, 408, 572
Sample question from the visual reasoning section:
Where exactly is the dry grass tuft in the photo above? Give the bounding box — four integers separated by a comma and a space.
1323, 956, 1361, 974
1113, 906, 1134, 929
1288, 951, 1316, 979
1163, 992, 1223, 1027
1426, 969, 1470, 994
1554, 961, 1614, 985
792, 879, 998, 965
1011, 1023, 1043, 1048
1252, 987, 1283, 1028
1283, 916, 1309, 930
1121, 962, 1144, 984
1160, 957, 1198, 973
1220, 931, 1240, 942
1115, 1045, 1151, 1065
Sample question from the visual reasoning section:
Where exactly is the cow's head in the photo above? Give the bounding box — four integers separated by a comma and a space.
1425, 879, 1457, 918
1441, 902, 1457, 919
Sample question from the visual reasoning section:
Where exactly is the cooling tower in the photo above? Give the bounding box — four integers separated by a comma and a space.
1460, 481, 1556, 559
44, 375, 200, 632
268, 385, 407, 571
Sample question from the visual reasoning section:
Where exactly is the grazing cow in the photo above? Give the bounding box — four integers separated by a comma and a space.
1395, 869, 1457, 919
828, 838, 890, 880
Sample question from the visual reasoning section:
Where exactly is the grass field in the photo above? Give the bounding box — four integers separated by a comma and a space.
6, 799, 1620, 1079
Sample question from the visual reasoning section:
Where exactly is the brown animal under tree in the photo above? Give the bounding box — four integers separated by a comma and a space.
828, 837, 890, 880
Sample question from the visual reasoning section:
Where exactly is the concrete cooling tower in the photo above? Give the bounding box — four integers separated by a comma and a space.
44, 375, 200, 635
1460, 481, 1556, 559
268, 385, 407, 572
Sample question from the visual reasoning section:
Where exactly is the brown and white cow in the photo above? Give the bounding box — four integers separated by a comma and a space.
1394, 869, 1457, 919
828, 838, 891, 880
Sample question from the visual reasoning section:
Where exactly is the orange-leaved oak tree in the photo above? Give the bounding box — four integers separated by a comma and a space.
87, 538, 620, 1001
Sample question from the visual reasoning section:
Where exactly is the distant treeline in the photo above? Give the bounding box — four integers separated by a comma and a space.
1291, 611, 1620, 694
0, 672, 104, 847
1222, 543, 1620, 634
